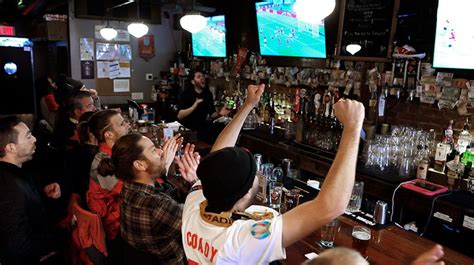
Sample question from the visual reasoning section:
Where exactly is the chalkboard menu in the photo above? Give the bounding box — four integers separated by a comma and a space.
336, 0, 400, 62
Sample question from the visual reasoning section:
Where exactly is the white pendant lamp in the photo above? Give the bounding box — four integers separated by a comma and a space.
294, 0, 336, 24
346, 44, 362, 55
180, 12, 207, 33
127, 22, 149, 38
100, 26, 118, 40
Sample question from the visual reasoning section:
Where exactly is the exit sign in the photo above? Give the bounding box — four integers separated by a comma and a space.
0, 26, 15, 36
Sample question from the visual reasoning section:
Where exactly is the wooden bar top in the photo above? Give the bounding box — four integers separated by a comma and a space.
282, 215, 473, 265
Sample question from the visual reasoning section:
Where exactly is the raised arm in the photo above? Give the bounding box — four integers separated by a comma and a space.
282, 99, 364, 247
211, 84, 265, 152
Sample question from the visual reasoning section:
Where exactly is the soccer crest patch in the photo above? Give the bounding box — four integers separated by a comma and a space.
250, 220, 271, 239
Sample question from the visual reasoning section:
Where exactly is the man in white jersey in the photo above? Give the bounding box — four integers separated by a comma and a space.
178, 84, 365, 264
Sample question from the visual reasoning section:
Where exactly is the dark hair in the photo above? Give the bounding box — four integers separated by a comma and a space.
98, 132, 145, 181
65, 90, 92, 115
187, 69, 204, 90
77, 111, 96, 144
88, 109, 120, 143
55, 75, 85, 107
0, 116, 22, 158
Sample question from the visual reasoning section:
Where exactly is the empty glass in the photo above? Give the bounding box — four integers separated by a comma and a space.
319, 219, 338, 248
271, 167, 284, 182
346, 181, 364, 213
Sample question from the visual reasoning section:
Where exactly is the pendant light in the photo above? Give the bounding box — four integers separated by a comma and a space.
180, 11, 207, 33
346, 44, 362, 55
100, 21, 118, 40
127, 0, 148, 38
294, 0, 336, 24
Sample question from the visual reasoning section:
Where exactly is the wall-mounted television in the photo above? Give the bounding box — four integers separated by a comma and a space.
192, 15, 227, 58
433, 0, 474, 69
255, 0, 326, 58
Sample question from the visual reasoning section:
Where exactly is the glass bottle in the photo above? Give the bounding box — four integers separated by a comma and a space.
457, 118, 471, 154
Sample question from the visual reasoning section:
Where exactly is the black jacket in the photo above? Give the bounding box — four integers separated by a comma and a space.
0, 161, 55, 265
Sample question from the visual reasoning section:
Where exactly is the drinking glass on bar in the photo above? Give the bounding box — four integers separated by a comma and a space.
346, 181, 364, 213
319, 219, 338, 248
268, 182, 283, 212
284, 188, 300, 212
352, 226, 371, 257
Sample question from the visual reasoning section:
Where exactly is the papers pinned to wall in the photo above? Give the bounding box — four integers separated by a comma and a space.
80, 38, 94, 61
97, 61, 131, 79
113, 79, 130, 93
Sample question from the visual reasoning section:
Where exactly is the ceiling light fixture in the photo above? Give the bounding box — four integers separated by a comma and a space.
100, 0, 148, 39
100, 21, 118, 40
127, 0, 148, 38
346, 44, 362, 55
294, 0, 336, 24
180, 11, 207, 33
127, 22, 148, 38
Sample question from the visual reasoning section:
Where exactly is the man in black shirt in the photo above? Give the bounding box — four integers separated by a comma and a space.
177, 70, 229, 143
0, 116, 61, 264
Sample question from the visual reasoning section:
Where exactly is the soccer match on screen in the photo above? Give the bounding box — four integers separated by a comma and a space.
192, 15, 227, 57
256, 0, 327, 58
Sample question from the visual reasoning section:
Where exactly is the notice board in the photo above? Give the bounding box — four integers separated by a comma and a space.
336, 0, 400, 62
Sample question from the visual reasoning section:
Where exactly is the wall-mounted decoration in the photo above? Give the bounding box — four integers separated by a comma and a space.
138, 35, 155, 61
80, 38, 94, 60
81, 60, 94, 79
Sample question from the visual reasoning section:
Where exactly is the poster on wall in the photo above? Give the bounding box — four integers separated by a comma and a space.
115, 30, 130, 42
80, 38, 94, 60
97, 61, 110, 78
109, 61, 120, 79
119, 61, 131, 78
118, 44, 132, 60
96, 42, 118, 60
113, 79, 130, 92
81, 60, 95, 79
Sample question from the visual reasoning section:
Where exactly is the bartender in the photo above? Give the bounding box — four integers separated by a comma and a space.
177, 70, 229, 143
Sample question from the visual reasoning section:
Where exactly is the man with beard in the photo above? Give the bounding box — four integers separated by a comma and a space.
98, 133, 199, 264
177, 70, 229, 143
0, 116, 61, 264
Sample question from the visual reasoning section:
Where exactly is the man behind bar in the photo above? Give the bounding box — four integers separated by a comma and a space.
178, 84, 365, 264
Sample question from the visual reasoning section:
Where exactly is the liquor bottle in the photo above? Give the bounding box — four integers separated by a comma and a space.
416, 148, 429, 180
433, 120, 455, 172
457, 118, 471, 154
446, 152, 464, 190
368, 91, 378, 125
294, 89, 304, 143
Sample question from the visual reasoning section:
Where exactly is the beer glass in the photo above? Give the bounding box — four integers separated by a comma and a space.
319, 219, 338, 248
284, 188, 300, 212
352, 226, 371, 257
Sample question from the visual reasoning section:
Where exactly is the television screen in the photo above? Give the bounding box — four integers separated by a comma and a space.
192, 15, 227, 57
433, 0, 474, 69
255, 0, 326, 58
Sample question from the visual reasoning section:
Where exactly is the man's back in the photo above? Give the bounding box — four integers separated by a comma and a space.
182, 182, 286, 264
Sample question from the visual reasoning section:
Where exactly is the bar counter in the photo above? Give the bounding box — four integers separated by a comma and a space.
237, 129, 474, 262
282, 215, 473, 265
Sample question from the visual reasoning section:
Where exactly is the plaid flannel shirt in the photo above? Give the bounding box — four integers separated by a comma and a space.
121, 180, 185, 265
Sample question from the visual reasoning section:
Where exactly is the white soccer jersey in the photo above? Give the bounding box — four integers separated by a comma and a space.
182, 181, 286, 264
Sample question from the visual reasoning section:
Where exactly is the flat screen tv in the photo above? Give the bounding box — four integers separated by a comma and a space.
433, 0, 474, 69
255, 0, 326, 58
192, 15, 227, 57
